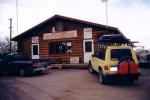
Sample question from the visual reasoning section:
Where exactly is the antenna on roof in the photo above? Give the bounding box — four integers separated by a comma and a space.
101, 0, 109, 30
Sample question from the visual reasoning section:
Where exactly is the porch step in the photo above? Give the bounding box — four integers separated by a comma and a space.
51, 63, 88, 70
51, 64, 63, 70
63, 63, 88, 69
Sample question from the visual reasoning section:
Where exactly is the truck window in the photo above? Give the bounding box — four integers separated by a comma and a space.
13, 54, 23, 61
13, 54, 27, 61
3, 55, 11, 61
111, 49, 132, 60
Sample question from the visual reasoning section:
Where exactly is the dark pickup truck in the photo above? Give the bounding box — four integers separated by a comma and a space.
0, 53, 51, 76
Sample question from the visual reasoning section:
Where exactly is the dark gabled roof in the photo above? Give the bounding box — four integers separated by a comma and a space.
12, 14, 120, 41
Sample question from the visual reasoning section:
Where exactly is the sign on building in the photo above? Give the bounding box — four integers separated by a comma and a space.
32, 37, 39, 43
70, 57, 79, 64
84, 28, 92, 39
43, 30, 77, 40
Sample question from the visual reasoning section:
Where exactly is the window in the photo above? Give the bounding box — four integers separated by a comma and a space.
13, 54, 22, 61
85, 41, 92, 52
96, 49, 106, 60
111, 49, 132, 60
33, 45, 38, 55
59, 42, 65, 53
49, 42, 72, 54
66, 42, 72, 53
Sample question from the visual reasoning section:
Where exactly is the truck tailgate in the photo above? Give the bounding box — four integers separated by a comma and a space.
33, 61, 51, 68
12, 61, 32, 65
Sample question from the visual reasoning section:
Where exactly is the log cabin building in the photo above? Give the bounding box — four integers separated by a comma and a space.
12, 14, 125, 64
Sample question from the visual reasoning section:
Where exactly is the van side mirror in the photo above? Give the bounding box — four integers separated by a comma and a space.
92, 54, 95, 57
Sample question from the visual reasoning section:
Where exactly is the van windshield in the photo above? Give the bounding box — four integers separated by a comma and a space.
111, 49, 132, 60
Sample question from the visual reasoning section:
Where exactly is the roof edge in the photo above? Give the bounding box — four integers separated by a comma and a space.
12, 14, 119, 41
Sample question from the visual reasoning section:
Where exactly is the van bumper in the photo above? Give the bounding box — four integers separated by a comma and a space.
103, 73, 141, 81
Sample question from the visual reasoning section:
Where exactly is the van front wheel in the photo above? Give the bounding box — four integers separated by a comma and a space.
99, 69, 107, 84
88, 62, 95, 73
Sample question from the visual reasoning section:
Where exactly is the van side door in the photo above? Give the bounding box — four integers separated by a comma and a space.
93, 49, 106, 72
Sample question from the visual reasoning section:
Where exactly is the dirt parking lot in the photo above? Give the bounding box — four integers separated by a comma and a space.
0, 68, 150, 100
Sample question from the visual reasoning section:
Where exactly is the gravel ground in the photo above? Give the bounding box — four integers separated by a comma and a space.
0, 68, 150, 100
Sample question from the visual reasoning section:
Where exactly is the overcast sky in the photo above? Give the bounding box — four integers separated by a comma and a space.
0, 0, 150, 49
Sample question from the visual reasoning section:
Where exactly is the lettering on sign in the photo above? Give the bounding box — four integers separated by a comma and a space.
32, 37, 39, 43
43, 30, 77, 40
84, 28, 92, 39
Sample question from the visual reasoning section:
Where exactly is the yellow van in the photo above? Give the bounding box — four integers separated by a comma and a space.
89, 45, 141, 84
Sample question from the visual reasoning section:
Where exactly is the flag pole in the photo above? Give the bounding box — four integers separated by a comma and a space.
106, 0, 108, 29
16, 0, 19, 35
102, 0, 109, 30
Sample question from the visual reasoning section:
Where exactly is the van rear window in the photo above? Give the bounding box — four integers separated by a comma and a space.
111, 49, 132, 60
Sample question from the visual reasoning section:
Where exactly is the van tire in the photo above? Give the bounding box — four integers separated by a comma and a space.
88, 61, 95, 73
99, 69, 107, 84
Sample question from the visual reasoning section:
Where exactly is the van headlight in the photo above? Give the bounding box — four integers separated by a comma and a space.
110, 67, 118, 71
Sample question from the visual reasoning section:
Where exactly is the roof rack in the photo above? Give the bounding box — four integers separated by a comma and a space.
98, 34, 133, 48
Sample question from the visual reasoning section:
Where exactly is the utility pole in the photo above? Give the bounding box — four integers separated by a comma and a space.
9, 18, 12, 54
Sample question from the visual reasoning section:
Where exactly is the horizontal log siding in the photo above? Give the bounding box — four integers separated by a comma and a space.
39, 33, 84, 63
18, 38, 31, 59
17, 32, 105, 63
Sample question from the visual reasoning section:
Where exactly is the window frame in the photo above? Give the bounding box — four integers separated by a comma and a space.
49, 41, 72, 54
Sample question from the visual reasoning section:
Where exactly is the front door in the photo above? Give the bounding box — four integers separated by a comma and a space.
83, 39, 94, 63
32, 44, 39, 59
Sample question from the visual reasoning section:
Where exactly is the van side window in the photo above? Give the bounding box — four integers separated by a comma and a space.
96, 49, 106, 60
